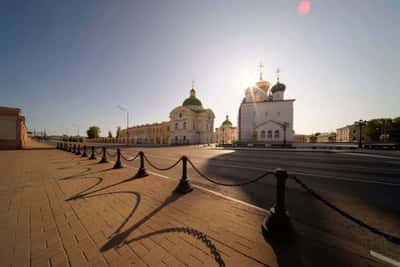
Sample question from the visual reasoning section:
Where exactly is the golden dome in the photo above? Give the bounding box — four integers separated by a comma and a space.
256, 79, 270, 90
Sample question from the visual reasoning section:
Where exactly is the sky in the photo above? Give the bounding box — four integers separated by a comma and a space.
1, 0, 399, 136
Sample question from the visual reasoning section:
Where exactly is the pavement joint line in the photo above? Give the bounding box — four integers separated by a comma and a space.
370, 250, 400, 267
145, 153, 400, 187
147, 170, 268, 213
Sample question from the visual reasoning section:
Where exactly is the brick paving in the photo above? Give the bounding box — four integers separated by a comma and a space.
0, 143, 397, 267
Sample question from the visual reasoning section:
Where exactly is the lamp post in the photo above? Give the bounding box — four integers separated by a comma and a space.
355, 119, 366, 148
117, 105, 129, 145
282, 122, 289, 146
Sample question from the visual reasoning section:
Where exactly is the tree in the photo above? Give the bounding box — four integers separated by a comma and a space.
86, 126, 100, 139
108, 130, 113, 138
390, 117, 400, 142
116, 126, 121, 138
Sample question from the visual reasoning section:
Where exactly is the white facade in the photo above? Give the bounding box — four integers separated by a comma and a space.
238, 71, 295, 144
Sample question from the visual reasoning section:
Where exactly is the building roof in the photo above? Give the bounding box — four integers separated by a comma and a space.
222, 115, 233, 127
182, 88, 203, 107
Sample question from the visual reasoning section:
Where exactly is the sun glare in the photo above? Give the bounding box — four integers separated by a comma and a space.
298, 0, 311, 16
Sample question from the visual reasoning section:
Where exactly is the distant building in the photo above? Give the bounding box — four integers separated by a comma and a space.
316, 132, 336, 143
169, 85, 215, 144
0, 107, 28, 149
120, 122, 170, 144
119, 83, 215, 145
293, 134, 308, 143
238, 67, 295, 144
215, 115, 238, 144
336, 124, 358, 142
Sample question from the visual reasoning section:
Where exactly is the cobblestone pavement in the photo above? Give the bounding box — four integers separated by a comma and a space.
0, 144, 397, 266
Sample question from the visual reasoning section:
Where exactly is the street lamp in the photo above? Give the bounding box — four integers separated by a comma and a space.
117, 105, 129, 145
355, 119, 367, 148
282, 122, 289, 146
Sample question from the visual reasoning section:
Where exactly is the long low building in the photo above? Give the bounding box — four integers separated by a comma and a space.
0, 106, 28, 149
119, 122, 170, 145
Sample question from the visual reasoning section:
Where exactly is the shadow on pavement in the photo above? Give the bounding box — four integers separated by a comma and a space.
125, 227, 226, 267
100, 191, 183, 252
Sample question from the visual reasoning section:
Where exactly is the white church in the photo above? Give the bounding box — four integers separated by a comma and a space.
238, 66, 295, 144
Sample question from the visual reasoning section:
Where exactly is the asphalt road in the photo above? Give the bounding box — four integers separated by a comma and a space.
60, 143, 400, 261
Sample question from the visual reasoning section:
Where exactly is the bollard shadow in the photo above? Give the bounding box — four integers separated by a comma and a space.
58, 167, 114, 181
64, 174, 138, 201
125, 227, 225, 267
70, 190, 141, 237
100, 191, 183, 251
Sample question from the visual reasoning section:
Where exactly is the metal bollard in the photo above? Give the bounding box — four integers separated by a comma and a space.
133, 151, 148, 178
261, 168, 292, 238
89, 146, 96, 160
81, 145, 88, 157
99, 147, 108, 163
112, 148, 124, 169
173, 156, 193, 194
75, 144, 81, 155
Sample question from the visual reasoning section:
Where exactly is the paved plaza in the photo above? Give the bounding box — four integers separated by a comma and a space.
0, 142, 398, 266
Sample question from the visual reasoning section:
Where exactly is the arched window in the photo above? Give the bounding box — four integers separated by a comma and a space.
175, 136, 178, 142
183, 121, 187, 129
260, 130, 266, 139
274, 130, 280, 139
267, 130, 272, 139
179, 113, 182, 118
175, 123, 178, 130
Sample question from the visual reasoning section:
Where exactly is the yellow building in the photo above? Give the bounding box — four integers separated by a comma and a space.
0, 107, 28, 149
120, 121, 170, 145
215, 115, 238, 144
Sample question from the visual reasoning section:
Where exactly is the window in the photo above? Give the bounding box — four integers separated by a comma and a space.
175, 136, 178, 142
274, 130, 280, 139
179, 113, 182, 118
183, 121, 187, 129
175, 123, 178, 130
183, 136, 186, 141
267, 130, 272, 139
260, 130, 266, 139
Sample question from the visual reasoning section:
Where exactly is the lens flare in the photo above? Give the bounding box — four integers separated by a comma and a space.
298, 0, 311, 16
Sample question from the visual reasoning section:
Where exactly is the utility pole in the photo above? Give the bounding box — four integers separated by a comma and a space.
355, 119, 366, 148
117, 105, 129, 145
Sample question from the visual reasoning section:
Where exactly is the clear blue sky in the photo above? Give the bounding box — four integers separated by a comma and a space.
1, 0, 399, 136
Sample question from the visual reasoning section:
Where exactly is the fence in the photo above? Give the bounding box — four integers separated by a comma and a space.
56, 142, 400, 245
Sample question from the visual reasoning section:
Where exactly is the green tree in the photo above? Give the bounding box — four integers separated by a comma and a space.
108, 130, 113, 138
86, 126, 100, 139
363, 118, 392, 142
390, 117, 400, 142
116, 126, 121, 138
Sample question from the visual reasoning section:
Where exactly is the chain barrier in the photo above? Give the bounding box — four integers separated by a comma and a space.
143, 154, 182, 171
188, 159, 274, 186
106, 150, 118, 158
290, 175, 400, 245
120, 152, 139, 162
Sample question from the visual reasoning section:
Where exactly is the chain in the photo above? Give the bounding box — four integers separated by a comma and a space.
121, 152, 139, 162
188, 159, 274, 186
290, 175, 400, 245
106, 150, 117, 158
143, 154, 182, 171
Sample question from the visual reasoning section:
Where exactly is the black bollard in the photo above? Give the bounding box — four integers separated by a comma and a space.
133, 151, 149, 178
173, 156, 193, 194
99, 147, 108, 163
112, 148, 124, 169
261, 168, 292, 238
75, 144, 81, 155
81, 145, 88, 157
89, 146, 96, 160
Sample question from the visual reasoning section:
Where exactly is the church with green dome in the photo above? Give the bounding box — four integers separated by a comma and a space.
169, 82, 215, 144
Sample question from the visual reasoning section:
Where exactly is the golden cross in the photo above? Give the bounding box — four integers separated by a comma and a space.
258, 63, 264, 80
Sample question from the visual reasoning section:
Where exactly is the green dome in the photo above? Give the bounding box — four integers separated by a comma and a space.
183, 88, 203, 107
222, 115, 232, 127
183, 96, 202, 106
